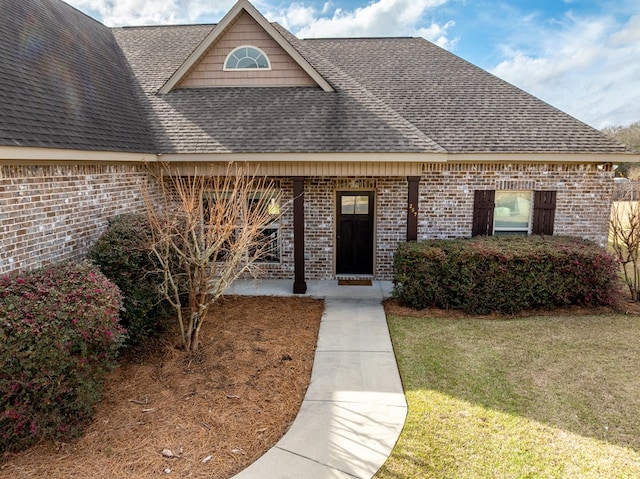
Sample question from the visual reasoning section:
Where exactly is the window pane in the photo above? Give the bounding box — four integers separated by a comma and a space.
267, 198, 280, 215
256, 54, 269, 68
341, 195, 369, 215
248, 193, 280, 262
206, 189, 281, 263
247, 191, 279, 216
355, 195, 369, 214
253, 227, 279, 262
494, 191, 530, 230
237, 57, 257, 68
341, 196, 355, 214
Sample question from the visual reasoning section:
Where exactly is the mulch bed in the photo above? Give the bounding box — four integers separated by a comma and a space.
0, 296, 323, 479
3, 289, 637, 478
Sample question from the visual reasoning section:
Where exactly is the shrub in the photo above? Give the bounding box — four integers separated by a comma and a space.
393, 236, 621, 314
88, 214, 168, 345
0, 261, 125, 452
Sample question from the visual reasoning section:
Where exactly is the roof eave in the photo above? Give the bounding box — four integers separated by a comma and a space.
444, 152, 640, 163
154, 151, 640, 164
0, 145, 156, 162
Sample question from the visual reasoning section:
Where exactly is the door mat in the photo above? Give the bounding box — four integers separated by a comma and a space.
338, 278, 373, 286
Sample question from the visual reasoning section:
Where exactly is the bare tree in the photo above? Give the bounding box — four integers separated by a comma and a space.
602, 122, 640, 153
603, 122, 640, 179
610, 199, 640, 302
142, 163, 283, 351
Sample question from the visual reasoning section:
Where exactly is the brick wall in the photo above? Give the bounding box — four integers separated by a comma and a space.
274, 176, 408, 280
1, 162, 614, 281
0, 163, 159, 275
375, 178, 407, 278
304, 178, 335, 279
264, 164, 613, 281
420, 163, 613, 246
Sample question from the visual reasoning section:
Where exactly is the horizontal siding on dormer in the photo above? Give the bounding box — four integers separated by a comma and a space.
178, 12, 317, 88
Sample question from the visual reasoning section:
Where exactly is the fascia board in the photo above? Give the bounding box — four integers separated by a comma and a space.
0, 146, 156, 162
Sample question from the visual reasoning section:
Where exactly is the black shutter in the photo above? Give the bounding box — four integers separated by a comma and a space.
532, 190, 556, 235
472, 190, 495, 237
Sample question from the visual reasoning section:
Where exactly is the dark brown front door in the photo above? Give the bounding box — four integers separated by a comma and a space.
336, 191, 374, 275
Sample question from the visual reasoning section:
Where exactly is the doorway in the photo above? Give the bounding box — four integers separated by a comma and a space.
336, 191, 374, 275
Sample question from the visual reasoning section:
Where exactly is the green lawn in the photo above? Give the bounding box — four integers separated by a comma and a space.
376, 313, 640, 479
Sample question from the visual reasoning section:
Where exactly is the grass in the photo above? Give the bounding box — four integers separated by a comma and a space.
375, 313, 640, 479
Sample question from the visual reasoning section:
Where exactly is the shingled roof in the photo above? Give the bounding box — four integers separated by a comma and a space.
299, 36, 627, 154
0, 0, 154, 152
112, 8, 626, 155
112, 24, 444, 154
0, 0, 628, 156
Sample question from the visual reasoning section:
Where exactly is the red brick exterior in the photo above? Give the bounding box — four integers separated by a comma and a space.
1, 162, 614, 281
419, 163, 613, 245
0, 163, 159, 274
272, 163, 613, 280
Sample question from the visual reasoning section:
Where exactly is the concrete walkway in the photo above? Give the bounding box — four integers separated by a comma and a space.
228, 280, 407, 479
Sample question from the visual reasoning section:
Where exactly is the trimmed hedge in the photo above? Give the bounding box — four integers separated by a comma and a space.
88, 214, 168, 345
393, 236, 621, 314
0, 261, 125, 452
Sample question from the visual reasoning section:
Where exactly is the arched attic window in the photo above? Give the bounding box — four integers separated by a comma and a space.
224, 46, 271, 70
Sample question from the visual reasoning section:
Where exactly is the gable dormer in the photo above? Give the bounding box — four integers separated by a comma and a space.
179, 11, 317, 88
159, 0, 333, 93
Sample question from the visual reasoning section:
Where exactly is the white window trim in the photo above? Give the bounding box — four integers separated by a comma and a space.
223, 45, 272, 71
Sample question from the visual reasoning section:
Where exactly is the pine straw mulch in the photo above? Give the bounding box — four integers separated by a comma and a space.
0, 296, 324, 479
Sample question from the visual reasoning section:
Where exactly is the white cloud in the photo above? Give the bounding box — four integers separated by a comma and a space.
491, 14, 640, 128
68, 0, 455, 47
66, 0, 234, 26
267, 3, 316, 30
267, 0, 456, 47
611, 15, 640, 44
417, 20, 456, 49
321, 1, 333, 15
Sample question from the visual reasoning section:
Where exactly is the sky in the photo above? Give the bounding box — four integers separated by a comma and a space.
67, 0, 640, 130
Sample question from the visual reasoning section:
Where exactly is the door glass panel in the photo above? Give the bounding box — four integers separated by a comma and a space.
341, 195, 369, 215
354, 196, 369, 214
341, 196, 355, 214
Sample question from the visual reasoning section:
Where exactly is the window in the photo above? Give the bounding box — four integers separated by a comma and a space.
340, 195, 370, 215
472, 190, 556, 237
247, 191, 280, 263
224, 46, 270, 70
203, 190, 281, 263
494, 191, 531, 235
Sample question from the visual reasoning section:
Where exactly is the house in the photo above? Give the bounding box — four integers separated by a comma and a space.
1, 0, 637, 293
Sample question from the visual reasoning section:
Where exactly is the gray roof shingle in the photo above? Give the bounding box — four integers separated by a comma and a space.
305, 37, 626, 154
112, 25, 443, 154
0, 0, 154, 152
113, 21, 626, 155
0, 0, 628, 156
